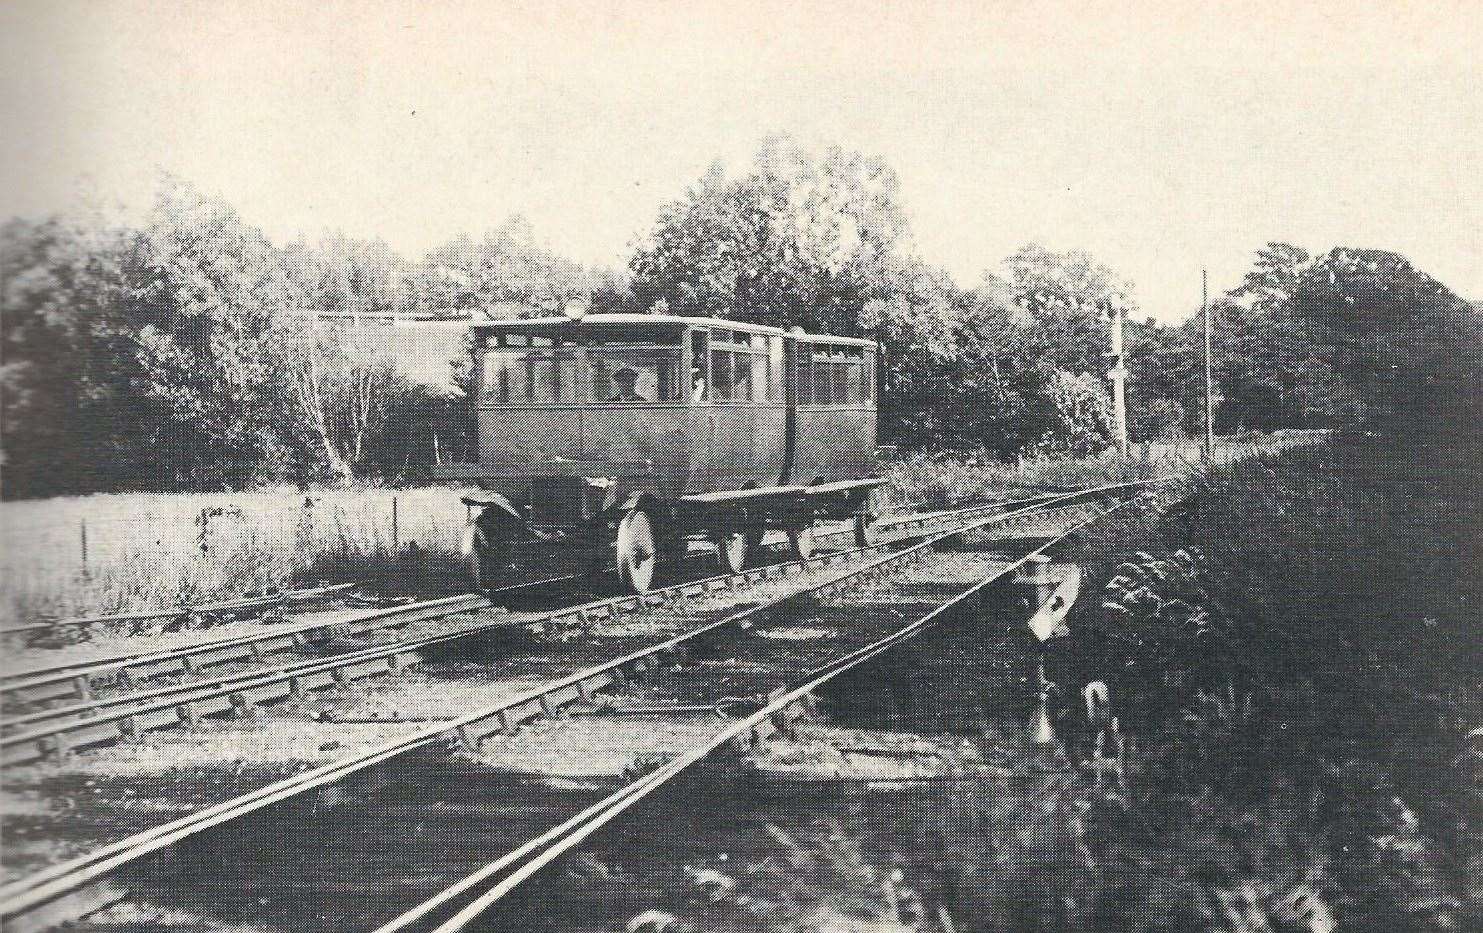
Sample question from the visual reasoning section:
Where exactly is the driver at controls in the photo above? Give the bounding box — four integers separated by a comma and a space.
607, 367, 646, 402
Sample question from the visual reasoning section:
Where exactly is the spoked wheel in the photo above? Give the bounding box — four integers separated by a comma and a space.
715, 524, 764, 575
787, 526, 816, 560
853, 512, 876, 548
461, 520, 512, 591
615, 509, 658, 594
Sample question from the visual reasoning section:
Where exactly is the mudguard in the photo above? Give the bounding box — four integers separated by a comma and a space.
460, 492, 523, 526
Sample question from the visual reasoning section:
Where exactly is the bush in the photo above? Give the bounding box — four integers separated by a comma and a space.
1134, 397, 1188, 442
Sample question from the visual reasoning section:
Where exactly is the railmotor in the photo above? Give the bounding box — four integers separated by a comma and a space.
436, 312, 882, 593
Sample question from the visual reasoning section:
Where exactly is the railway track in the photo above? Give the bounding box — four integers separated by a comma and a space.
374, 505, 1119, 933
0, 584, 360, 641
0, 490, 1091, 764
0, 480, 1161, 932
1, 491, 1077, 709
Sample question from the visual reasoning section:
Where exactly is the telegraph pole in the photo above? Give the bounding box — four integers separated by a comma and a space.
1107, 300, 1128, 459
1202, 269, 1214, 459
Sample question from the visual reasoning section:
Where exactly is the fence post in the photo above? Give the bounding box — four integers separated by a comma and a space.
391, 496, 400, 557
79, 518, 89, 575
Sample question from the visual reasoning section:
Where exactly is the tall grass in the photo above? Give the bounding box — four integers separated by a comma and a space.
642, 429, 1472, 932
0, 485, 479, 626
925, 431, 1477, 931
879, 430, 1326, 513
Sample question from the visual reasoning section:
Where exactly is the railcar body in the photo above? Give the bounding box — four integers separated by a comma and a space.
435, 313, 882, 593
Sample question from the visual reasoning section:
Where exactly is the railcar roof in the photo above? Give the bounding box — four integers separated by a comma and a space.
472, 313, 874, 348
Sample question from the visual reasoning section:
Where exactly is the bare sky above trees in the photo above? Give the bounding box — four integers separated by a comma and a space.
2, 0, 1478, 322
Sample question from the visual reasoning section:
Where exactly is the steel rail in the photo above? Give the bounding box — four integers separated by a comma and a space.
0, 480, 1160, 933
0, 594, 495, 712
0, 584, 358, 638
373, 498, 1142, 933
0, 489, 1079, 713
0, 489, 1098, 767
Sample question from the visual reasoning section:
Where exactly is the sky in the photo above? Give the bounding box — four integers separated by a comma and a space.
2, 0, 1479, 323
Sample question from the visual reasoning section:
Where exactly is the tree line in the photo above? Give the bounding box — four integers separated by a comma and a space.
4, 141, 1479, 499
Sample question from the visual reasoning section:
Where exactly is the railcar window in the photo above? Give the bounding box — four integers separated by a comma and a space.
479, 349, 579, 403
768, 336, 784, 401
480, 350, 524, 402
711, 347, 733, 402
797, 349, 813, 405
862, 350, 874, 401
730, 351, 752, 401
589, 348, 681, 402
796, 348, 867, 405
818, 355, 839, 405
531, 356, 559, 401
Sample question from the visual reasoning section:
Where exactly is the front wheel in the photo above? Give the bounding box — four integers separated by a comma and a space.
615, 509, 658, 594
714, 519, 764, 574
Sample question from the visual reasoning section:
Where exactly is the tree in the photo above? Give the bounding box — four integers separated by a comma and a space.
1228, 241, 1310, 314
1003, 243, 1137, 377
283, 323, 415, 484
864, 258, 1113, 457
2, 214, 134, 495
410, 217, 595, 319
1292, 248, 1481, 428
2, 176, 618, 497
129, 175, 305, 489
630, 135, 909, 334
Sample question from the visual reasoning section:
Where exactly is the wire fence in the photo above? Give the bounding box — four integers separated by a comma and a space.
1, 488, 480, 627
0, 431, 1329, 628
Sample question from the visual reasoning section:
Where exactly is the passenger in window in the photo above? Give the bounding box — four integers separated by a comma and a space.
608, 367, 646, 402
691, 367, 707, 401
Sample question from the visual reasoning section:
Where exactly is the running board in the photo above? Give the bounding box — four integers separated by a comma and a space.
679, 477, 882, 506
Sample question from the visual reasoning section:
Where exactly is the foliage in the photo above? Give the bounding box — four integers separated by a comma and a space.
2, 210, 143, 494
1292, 247, 1482, 427
1003, 243, 1136, 377
629, 134, 909, 335
1133, 396, 1188, 441
130, 176, 306, 488
407, 216, 616, 319
1059, 428, 1481, 931
1142, 241, 1482, 435
867, 263, 1116, 457
1, 176, 622, 498
7, 156, 1478, 499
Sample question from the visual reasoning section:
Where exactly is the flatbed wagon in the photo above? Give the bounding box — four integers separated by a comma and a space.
435, 312, 883, 593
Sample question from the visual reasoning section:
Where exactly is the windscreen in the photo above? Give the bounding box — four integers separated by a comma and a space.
480, 348, 580, 403
477, 324, 686, 404
587, 347, 682, 403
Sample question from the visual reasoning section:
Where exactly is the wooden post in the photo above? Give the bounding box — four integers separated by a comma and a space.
79, 519, 89, 575
391, 496, 399, 558
1203, 268, 1215, 460
1106, 301, 1128, 460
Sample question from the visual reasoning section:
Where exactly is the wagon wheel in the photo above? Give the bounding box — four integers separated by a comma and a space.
853, 512, 876, 548
787, 526, 816, 560
461, 520, 512, 591
615, 509, 658, 595
716, 521, 765, 575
